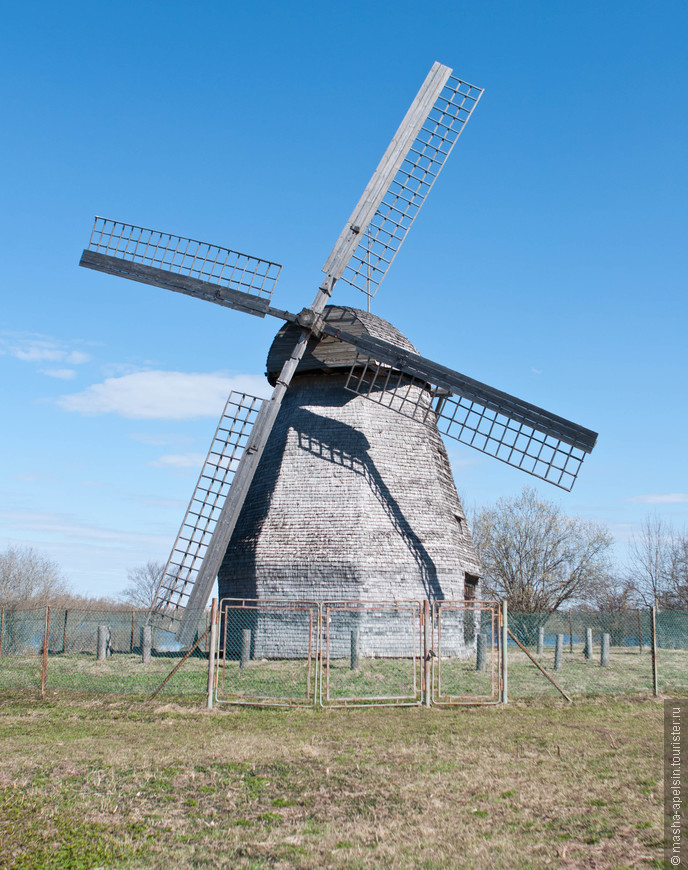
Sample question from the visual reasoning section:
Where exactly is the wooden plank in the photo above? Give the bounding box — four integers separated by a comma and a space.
322, 62, 452, 281
322, 323, 598, 452
79, 250, 271, 319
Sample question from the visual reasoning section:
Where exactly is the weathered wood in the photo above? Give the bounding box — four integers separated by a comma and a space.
266, 306, 417, 384
584, 627, 593, 660
321, 324, 598, 453
537, 626, 545, 656
323, 63, 452, 280
80, 251, 271, 319
554, 634, 564, 670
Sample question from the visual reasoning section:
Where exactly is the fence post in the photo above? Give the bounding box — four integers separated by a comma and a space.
569, 611, 573, 653
650, 606, 658, 696
41, 606, 50, 700
537, 626, 544, 656
130, 612, 135, 653
584, 627, 593, 660
62, 610, 69, 654
350, 629, 360, 670
424, 600, 431, 707
97, 625, 110, 661
476, 633, 487, 671
600, 633, 610, 667
141, 626, 152, 664
501, 601, 508, 704
240, 629, 251, 668
554, 634, 564, 670
206, 598, 218, 710
0, 606, 4, 657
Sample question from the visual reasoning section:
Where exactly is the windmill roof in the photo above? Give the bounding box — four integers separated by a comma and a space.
266, 306, 417, 385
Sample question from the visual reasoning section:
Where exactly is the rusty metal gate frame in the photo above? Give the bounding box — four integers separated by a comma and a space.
320, 600, 424, 707
214, 598, 320, 707
431, 600, 502, 706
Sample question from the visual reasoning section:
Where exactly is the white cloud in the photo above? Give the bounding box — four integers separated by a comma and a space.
66, 351, 91, 365
40, 368, 77, 379
15, 344, 65, 362
57, 370, 269, 420
1, 332, 92, 370
151, 452, 206, 469
625, 493, 688, 505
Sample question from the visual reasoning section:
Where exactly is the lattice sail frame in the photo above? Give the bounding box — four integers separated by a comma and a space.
152, 391, 264, 627
86, 217, 281, 300
341, 74, 482, 301
344, 357, 589, 491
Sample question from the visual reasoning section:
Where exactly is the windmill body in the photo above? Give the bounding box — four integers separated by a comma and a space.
78, 63, 598, 647
219, 306, 481, 626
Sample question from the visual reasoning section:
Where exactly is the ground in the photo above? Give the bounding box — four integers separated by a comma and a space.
0, 695, 665, 869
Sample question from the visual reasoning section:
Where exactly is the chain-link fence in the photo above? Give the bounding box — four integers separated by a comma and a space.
216, 599, 319, 707
432, 601, 501, 705
0, 606, 212, 700
506, 608, 688, 700
1, 603, 686, 705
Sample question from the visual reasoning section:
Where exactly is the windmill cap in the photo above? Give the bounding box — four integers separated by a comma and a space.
266, 305, 418, 386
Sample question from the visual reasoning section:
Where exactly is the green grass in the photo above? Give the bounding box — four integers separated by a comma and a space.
508, 644, 688, 699
0, 696, 666, 868
0, 643, 686, 704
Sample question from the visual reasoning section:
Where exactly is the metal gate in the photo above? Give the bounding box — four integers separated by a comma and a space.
431, 600, 502, 705
210, 598, 502, 707
215, 598, 320, 706
320, 600, 423, 707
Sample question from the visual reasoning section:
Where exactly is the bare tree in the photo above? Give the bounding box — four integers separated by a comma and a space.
471, 487, 614, 612
120, 561, 164, 610
628, 515, 674, 606
0, 545, 70, 605
665, 532, 688, 608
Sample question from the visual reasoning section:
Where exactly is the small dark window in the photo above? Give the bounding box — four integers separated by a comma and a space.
464, 574, 479, 601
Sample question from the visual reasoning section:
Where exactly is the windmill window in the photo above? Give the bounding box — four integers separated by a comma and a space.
454, 513, 463, 534
464, 574, 479, 601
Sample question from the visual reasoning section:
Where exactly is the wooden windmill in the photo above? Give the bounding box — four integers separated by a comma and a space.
79, 62, 597, 644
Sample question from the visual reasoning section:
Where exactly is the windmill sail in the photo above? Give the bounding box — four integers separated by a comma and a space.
332, 329, 597, 491
152, 391, 264, 632
323, 63, 483, 302
80, 217, 282, 318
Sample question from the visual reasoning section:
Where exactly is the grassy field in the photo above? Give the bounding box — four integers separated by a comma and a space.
0, 694, 667, 869
1, 643, 686, 704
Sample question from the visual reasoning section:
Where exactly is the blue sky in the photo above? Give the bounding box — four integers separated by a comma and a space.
1, 0, 686, 599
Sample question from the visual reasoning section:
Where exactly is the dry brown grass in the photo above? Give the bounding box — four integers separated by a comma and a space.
0, 695, 665, 869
